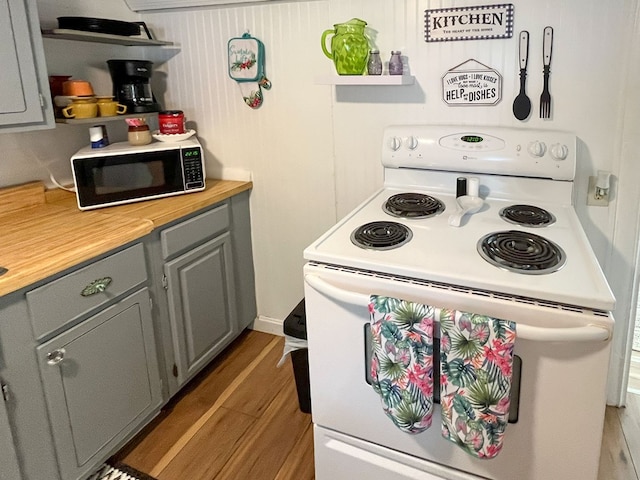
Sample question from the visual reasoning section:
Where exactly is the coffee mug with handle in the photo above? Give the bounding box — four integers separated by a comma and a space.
62, 97, 98, 119
98, 101, 127, 117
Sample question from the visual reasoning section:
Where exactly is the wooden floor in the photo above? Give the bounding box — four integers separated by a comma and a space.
114, 330, 640, 480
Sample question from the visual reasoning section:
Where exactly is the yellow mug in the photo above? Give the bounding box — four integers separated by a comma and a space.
62, 98, 98, 119
97, 101, 127, 117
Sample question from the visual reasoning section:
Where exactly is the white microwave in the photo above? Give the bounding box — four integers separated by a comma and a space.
70, 138, 206, 210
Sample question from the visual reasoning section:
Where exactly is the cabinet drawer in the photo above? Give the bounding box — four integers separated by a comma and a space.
161, 203, 230, 259
27, 243, 147, 339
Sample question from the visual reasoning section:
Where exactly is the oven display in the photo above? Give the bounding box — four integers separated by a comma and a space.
461, 135, 484, 143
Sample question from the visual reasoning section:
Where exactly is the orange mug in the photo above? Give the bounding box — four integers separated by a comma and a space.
62, 79, 94, 97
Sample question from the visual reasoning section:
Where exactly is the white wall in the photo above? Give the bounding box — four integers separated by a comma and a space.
1, 0, 638, 403
140, 0, 638, 350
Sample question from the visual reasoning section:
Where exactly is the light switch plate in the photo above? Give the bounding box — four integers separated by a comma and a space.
587, 176, 609, 206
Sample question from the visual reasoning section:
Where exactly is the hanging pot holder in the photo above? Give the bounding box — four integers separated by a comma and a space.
228, 32, 271, 109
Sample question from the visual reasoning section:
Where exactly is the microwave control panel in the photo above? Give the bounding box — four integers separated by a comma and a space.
181, 146, 205, 190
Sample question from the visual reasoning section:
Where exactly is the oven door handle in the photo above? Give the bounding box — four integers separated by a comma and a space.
304, 274, 611, 342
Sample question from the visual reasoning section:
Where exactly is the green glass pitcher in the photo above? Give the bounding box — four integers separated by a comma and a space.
321, 18, 370, 75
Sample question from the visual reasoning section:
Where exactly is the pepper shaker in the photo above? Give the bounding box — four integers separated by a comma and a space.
389, 51, 403, 75
367, 50, 383, 75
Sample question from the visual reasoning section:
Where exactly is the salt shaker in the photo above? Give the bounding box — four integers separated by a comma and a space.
367, 50, 383, 75
389, 51, 403, 75
467, 177, 480, 197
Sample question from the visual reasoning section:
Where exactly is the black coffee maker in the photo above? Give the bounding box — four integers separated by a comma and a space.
107, 59, 161, 113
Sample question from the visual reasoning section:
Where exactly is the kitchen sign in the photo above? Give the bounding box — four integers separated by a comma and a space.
442, 59, 502, 106
425, 4, 514, 42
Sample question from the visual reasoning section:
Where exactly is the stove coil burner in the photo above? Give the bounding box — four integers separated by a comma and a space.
499, 204, 556, 227
478, 230, 566, 274
351, 221, 413, 250
383, 193, 445, 218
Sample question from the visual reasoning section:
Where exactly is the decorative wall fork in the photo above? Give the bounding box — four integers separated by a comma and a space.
540, 26, 554, 119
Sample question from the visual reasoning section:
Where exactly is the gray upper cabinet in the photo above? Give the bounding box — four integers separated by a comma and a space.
126, 0, 274, 11
0, 0, 54, 132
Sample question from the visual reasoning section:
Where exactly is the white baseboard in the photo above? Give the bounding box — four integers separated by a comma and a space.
250, 315, 284, 336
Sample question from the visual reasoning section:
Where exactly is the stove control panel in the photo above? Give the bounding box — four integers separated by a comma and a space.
440, 132, 506, 152
382, 125, 576, 181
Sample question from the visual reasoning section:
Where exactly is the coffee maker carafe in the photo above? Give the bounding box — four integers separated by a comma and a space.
107, 60, 161, 113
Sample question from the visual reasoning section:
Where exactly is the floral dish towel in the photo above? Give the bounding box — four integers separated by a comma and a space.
369, 296, 434, 434
439, 308, 517, 459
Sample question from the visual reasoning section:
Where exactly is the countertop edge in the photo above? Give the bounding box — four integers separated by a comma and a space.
0, 179, 253, 298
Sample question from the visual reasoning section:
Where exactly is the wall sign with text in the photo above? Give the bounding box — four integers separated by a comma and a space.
425, 4, 514, 42
442, 59, 502, 106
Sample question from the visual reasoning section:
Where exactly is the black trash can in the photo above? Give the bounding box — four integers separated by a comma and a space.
283, 299, 311, 414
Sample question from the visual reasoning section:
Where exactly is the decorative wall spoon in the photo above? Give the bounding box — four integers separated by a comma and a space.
512, 30, 531, 121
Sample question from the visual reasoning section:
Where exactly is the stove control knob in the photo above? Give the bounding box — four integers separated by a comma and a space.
527, 141, 547, 157
550, 143, 569, 160
388, 136, 402, 151
405, 136, 419, 150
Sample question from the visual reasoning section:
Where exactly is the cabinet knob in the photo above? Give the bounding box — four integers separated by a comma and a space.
81, 277, 112, 296
46, 348, 66, 366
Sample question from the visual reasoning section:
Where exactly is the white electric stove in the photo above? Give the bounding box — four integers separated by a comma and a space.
303, 125, 615, 480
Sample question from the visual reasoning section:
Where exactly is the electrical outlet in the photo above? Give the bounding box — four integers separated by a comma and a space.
587, 176, 609, 206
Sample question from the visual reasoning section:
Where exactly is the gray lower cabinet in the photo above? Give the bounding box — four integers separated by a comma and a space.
0, 191, 256, 479
153, 192, 257, 397
165, 232, 237, 387
36, 287, 161, 480
0, 381, 21, 480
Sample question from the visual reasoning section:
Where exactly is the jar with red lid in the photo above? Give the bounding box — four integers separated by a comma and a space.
158, 110, 185, 135
128, 124, 152, 146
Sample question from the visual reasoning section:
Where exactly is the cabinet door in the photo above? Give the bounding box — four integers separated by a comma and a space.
0, 0, 50, 129
165, 232, 237, 387
37, 288, 162, 480
0, 382, 22, 480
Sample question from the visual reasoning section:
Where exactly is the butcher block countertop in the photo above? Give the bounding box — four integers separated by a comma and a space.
0, 179, 252, 297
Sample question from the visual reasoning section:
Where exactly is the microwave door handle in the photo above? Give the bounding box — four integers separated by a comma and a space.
304, 274, 611, 343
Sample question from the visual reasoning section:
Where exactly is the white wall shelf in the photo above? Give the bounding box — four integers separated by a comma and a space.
315, 75, 415, 86
42, 29, 173, 47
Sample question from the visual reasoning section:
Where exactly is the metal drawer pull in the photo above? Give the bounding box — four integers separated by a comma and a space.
81, 277, 112, 296
46, 348, 66, 366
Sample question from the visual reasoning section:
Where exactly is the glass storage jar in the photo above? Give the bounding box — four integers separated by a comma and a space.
389, 51, 403, 75
367, 50, 382, 75
128, 124, 152, 146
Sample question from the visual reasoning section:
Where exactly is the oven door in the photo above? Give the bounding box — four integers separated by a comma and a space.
72, 149, 185, 210
303, 262, 612, 480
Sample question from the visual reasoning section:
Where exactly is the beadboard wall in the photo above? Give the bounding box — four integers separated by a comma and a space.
139, 0, 637, 317
1, 0, 640, 403
138, 0, 640, 405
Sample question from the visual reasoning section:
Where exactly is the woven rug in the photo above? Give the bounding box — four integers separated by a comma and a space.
87, 462, 158, 480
